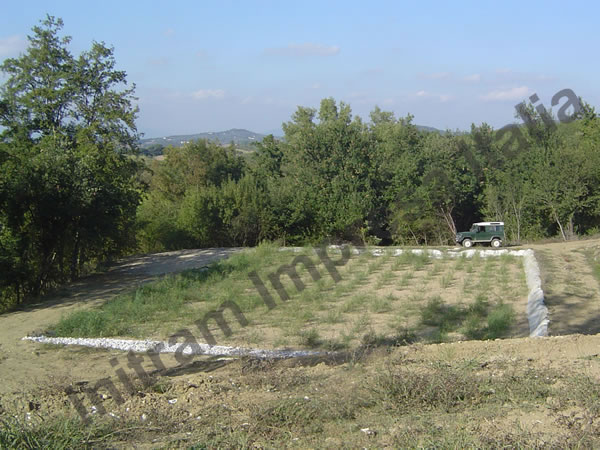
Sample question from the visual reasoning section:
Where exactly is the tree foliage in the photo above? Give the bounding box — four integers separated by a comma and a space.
138, 96, 600, 253
0, 16, 142, 309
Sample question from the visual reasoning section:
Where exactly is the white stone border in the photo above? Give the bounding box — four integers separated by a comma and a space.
22, 335, 327, 359
24, 248, 547, 357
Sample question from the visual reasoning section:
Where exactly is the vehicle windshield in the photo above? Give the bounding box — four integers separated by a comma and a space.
470, 225, 478, 232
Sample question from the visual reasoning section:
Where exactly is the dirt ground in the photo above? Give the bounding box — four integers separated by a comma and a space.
0, 248, 240, 396
1, 240, 600, 446
529, 239, 600, 335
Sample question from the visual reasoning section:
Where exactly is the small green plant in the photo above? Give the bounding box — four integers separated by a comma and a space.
361, 328, 416, 347
375, 269, 395, 289
370, 296, 392, 313
399, 270, 414, 287
391, 256, 407, 271
342, 293, 368, 313
430, 261, 443, 276
412, 254, 429, 271
323, 308, 342, 324
366, 257, 382, 275
440, 271, 454, 289
487, 302, 514, 339
454, 255, 466, 270
298, 328, 322, 347
151, 379, 172, 394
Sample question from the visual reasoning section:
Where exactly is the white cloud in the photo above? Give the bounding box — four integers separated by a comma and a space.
0, 35, 26, 57
264, 43, 340, 57
480, 86, 531, 101
463, 73, 481, 82
191, 89, 225, 100
415, 90, 453, 102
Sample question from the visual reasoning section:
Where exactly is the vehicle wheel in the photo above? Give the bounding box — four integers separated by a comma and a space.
462, 239, 473, 248
491, 238, 502, 248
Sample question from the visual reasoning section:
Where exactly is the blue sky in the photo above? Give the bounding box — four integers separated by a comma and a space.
1, 1, 598, 138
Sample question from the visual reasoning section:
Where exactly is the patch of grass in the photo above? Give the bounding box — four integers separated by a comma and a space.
353, 269, 369, 285
298, 328, 322, 348
351, 315, 371, 334
322, 308, 342, 324
487, 302, 514, 339
411, 253, 430, 271
252, 396, 354, 436
366, 257, 385, 275
342, 293, 369, 313
371, 363, 555, 415
48, 245, 526, 352
439, 271, 454, 289
362, 328, 417, 347
420, 296, 465, 332
430, 261, 443, 277
375, 269, 395, 289
585, 249, 600, 285
420, 293, 514, 341
369, 296, 392, 313
50, 243, 298, 338
0, 414, 135, 449
371, 365, 482, 413
391, 255, 407, 271
453, 255, 466, 270
398, 270, 414, 287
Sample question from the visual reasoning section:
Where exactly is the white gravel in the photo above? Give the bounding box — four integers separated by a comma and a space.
22, 335, 328, 359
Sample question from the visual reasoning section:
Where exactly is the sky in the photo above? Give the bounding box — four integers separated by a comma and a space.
1, 1, 598, 138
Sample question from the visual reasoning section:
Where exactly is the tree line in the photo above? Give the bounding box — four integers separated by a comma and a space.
1, 17, 599, 311
138, 97, 600, 251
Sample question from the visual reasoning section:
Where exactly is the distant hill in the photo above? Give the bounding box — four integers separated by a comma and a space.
415, 125, 442, 133
139, 129, 272, 156
139, 125, 445, 157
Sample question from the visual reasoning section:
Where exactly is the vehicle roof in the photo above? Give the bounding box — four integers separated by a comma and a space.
473, 222, 504, 226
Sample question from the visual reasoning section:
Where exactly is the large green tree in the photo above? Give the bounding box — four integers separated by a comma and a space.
0, 16, 142, 308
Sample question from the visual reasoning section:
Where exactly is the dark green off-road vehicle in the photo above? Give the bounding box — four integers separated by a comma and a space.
455, 221, 505, 248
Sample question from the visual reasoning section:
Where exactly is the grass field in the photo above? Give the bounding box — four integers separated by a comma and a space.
51, 244, 529, 349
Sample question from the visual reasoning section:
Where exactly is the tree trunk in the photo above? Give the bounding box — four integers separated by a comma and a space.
553, 211, 567, 241
70, 231, 80, 280
440, 206, 457, 236
511, 197, 523, 244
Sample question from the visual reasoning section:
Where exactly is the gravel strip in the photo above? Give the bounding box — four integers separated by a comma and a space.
22, 335, 328, 359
